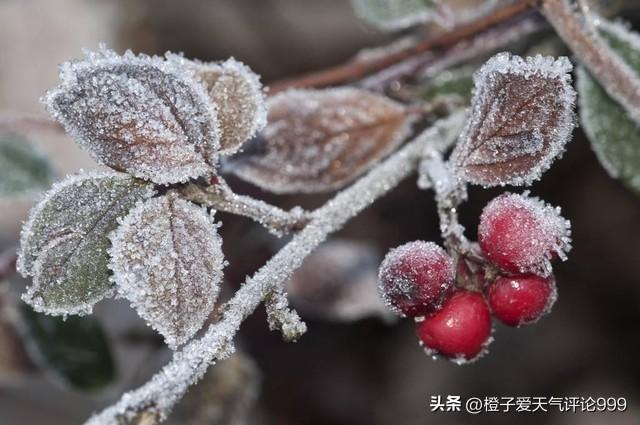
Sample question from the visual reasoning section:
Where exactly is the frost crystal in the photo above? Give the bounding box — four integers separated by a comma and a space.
450, 53, 577, 187
229, 87, 416, 193
43, 46, 221, 184
170, 55, 267, 155
18, 171, 155, 316
109, 192, 225, 349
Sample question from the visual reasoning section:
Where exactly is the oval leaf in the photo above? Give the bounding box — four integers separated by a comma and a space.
173, 56, 267, 155
109, 193, 224, 349
450, 53, 576, 187
18, 171, 155, 315
44, 47, 220, 184
577, 19, 640, 193
0, 133, 53, 196
19, 303, 115, 390
229, 88, 415, 193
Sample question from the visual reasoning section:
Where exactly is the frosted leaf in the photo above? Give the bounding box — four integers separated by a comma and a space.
450, 53, 576, 187
0, 133, 53, 197
170, 56, 267, 155
228, 88, 415, 194
43, 47, 220, 184
18, 171, 155, 316
109, 193, 225, 350
577, 18, 640, 193
287, 240, 392, 322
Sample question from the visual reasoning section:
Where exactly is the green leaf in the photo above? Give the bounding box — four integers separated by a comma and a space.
577, 19, 640, 193
351, 0, 436, 30
0, 133, 53, 196
422, 66, 474, 102
18, 171, 155, 316
19, 302, 115, 390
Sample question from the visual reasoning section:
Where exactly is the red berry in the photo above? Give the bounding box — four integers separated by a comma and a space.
378, 241, 455, 317
478, 193, 570, 276
488, 274, 556, 327
415, 290, 492, 363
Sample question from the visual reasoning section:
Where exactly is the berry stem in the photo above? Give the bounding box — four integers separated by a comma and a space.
181, 178, 310, 237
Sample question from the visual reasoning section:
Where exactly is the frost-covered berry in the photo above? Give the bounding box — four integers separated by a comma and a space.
478, 193, 571, 276
488, 274, 556, 327
415, 290, 492, 363
378, 241, 455, 317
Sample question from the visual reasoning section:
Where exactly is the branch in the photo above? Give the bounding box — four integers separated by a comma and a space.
267, 0, 535, 94
84, 112, 465, 425
180, 179, 309, 237
541, 0, 640, 124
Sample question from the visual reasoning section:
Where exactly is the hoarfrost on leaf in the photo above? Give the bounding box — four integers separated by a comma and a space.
170, 55, 267, 155
449, 53, 577, 187
44, 47, 221, 184
18, 171, 155, 316
109, 192, 225, 350
228, 87, 416, 193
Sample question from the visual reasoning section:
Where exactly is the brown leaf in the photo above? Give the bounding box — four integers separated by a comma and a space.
228, 87, 415, 193
109, 193, 225, 349
175, 57, 267, 155
449, 53, 576, 187
44, 48, 220, 184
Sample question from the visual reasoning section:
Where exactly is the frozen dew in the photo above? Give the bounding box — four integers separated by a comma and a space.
228, 87, 416, 193
18, 171, 155, 316
109, 192, 225, 350
170, 55, 267, 155
43, 46, 221, 185
450, 53, 577, 187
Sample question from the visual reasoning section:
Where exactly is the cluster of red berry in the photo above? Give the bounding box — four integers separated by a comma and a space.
378, 193, 571, 364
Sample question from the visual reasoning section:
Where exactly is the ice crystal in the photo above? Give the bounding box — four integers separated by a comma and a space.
18, 171, 155, 316
43, 46, 220, 185
229, 87, 415, 193
450, 53, 576, 187
170, 55, 267, 155
109, 192, 225, 349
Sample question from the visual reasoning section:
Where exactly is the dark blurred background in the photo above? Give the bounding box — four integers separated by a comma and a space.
0, 1, 639, 424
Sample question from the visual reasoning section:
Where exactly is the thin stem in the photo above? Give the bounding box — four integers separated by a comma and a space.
180, 180, 309, 237
84, 113, 464, 425
541, 0, 640, 124
267, 0, 535, 94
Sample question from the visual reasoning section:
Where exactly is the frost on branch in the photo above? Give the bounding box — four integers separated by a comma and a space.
450, 53, 576, 187
18, 171, 155, 316
229, 87, 416, 193
264, 287, 307, 342
170, 56, 267, 155
44, 47, 220, 184
109, 192, 225, 349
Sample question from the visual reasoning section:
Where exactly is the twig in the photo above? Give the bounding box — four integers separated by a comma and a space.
541, 0, 640, 124
180, 180, 309, 237
267, 0, 535, 94
84, 112, 464, 425
358, 11, 544, 92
